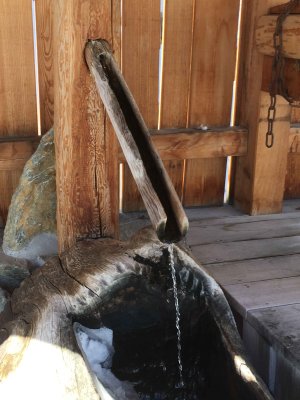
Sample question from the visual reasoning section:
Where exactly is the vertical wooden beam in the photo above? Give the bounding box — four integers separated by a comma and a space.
183, 0, 240, 207
36, 0, 54, 133
54, 0, 119, 252
234, 0, 291, 215
121, 0, 160, 212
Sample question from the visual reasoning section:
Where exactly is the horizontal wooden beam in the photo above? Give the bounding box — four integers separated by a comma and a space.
256, 15, 300, 59
0, 138, 39, 170
118, 127, 248, 162
270, 3, 300, 14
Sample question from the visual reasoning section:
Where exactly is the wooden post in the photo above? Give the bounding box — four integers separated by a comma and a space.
233, 0, 291, 215
54, 0, 119, 252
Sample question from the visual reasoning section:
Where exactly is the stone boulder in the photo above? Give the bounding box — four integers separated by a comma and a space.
2, 129, 57, 265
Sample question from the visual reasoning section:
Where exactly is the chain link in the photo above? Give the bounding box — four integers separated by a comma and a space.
266, 0, 300, 148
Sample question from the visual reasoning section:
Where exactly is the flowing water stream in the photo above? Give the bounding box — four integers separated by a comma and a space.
168, 243, 184, 388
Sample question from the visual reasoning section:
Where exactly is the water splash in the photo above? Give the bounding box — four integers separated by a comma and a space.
168, 244, 184, 388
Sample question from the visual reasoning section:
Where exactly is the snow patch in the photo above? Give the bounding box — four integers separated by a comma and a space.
74, 323, 138, 400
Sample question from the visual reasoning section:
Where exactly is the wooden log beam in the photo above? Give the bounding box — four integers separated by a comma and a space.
118, 127, 248, 162
256, 15, 300, 59
53, 1, 119, 253
85, 40, 188, 243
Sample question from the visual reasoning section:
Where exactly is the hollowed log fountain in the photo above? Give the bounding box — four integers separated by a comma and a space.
0, 40, 273, 399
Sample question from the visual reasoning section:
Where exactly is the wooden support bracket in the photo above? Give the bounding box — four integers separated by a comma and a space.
85, 39, 188, 243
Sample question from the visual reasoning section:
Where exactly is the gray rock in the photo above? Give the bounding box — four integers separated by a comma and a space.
3, 129, 58, 265
0, 258, 30, 290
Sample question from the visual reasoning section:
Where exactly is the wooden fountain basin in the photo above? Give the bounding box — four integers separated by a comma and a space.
0, 228, 272, 399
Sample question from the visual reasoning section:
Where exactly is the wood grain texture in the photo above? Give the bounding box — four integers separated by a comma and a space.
256, 15, 300, 59
261, 56, 300, 101
158, 0, 195, 200
205, 254, 300, 286
239, 92, 290, 214
0, 140, 39, 170
0, 171, 22, 222
0, 0, 37, 135
121, 0, 160, 212
234, 0, 291, 215
192, 234, 300, 267
85, 40, 188, 242
54, 0, 119, 252
36, 0, 54, 132
183, 0, 240, 207
130, 127, 247, 161
188, 215, 300, 246
223, 276, 300, 318
270, 2, 300, 14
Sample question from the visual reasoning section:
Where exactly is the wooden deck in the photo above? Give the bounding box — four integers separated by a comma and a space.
187, 200, 300, 400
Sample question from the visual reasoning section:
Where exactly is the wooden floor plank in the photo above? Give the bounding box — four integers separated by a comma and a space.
223, 276, 300, 318
204, 254, 300, 286
191, 236, 300, 265
188, 216, 300, 246
247, 304, 300, 366
189, 211, 300, 227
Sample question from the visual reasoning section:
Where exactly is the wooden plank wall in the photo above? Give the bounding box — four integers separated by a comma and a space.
0, 0, 38, 223
120, 0, 240, 212
1, 0, 300, 225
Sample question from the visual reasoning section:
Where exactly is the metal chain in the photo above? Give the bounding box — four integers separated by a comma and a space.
266, 0, 300, 148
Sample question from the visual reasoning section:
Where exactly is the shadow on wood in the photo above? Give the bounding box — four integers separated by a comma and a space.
0, 228, 272, 399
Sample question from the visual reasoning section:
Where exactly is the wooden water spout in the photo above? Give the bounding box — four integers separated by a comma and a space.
0, 228, 273, 399
85, 39, 188, 243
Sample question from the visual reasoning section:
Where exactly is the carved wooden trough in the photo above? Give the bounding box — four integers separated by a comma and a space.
0, 40, 273, 399
0, 228, 272, 399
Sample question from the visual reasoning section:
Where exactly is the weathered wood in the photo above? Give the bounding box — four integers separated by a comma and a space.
270, 2, 300, 14
234, 1, 291, 215
122, 0, 160, 212
256, 15, 300, 59
224, 275, 300, 319
0, 230, 272, 400
235, 91, 290, 214
0, 0, 37, 136
0, 171, 22, 223
118, 127, 248, 162
184, 0, 240, 207
85, 40, 188, 242
188, 216, 300, 246
261, 56, 300, 100
36, 0, 54, 133
205, 254, 300, 286
191, 235, 300, 265
0, 140, 39, 170
53, 0, 119, 253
